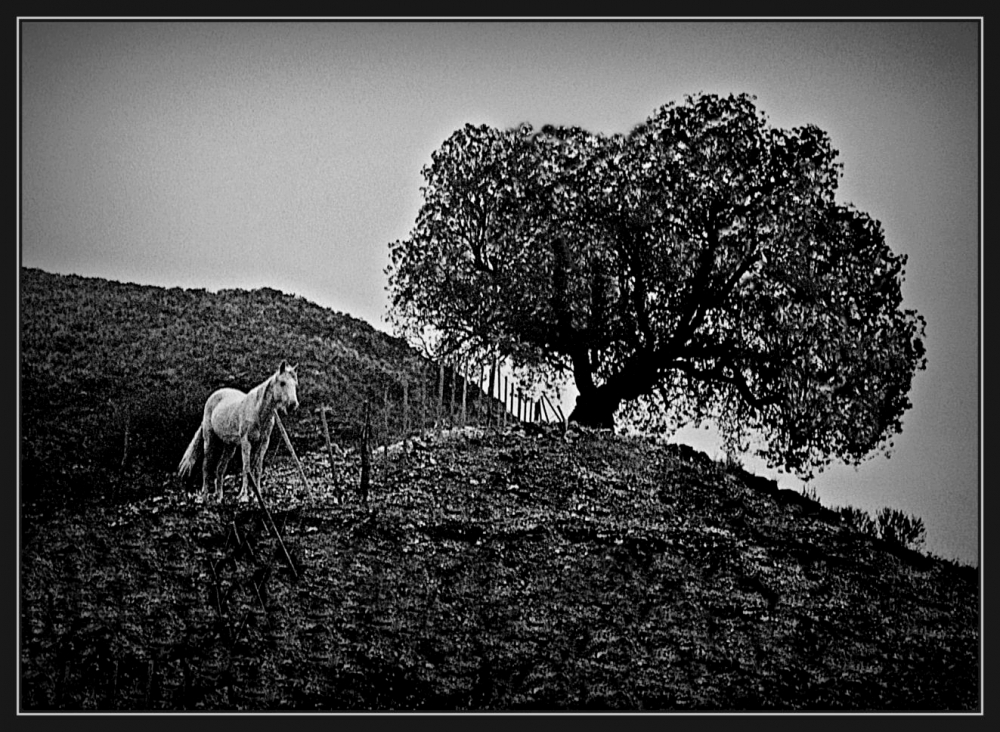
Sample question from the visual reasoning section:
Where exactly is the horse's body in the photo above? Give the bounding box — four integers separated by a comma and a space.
178, 361, 299, 502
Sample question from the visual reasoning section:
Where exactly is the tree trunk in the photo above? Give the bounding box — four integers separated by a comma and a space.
567, 352, 659, 429
567, 386, 620, 429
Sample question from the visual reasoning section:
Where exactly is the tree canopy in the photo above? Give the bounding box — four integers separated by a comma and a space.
386, 93, 927, 478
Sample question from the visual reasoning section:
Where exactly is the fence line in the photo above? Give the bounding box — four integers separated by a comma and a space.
317, 358, 564, 447
297, 356, 570, 491
266, 356, 571, 503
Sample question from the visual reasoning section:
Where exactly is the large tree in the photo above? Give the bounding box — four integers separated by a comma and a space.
387, 93, 926, 478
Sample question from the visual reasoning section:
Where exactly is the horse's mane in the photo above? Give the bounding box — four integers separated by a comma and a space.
248, 365, 296, 417
246, 371, 276, 416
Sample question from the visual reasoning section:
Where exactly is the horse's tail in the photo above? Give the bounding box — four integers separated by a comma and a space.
178, 426, 203, 479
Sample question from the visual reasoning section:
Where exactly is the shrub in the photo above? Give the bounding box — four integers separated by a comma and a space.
838, 505, 926, 552
838, 506, 876, 537
875, 506, 927, 551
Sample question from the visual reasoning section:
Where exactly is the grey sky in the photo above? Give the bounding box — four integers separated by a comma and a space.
18, 19, 980, 566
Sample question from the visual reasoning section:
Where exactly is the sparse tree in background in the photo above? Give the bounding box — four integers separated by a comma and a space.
387, 93, 927, 478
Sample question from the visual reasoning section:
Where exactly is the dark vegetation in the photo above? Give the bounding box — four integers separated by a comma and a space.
19, 268, 979, 711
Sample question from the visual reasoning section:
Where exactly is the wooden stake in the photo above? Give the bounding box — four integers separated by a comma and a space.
488, 358, 496, 427
479, 363, 486, 427
542, 392, 565, 424
449, 362, 456, 428
383, 384, 390, 467
274, 411, 311, 494
437, 362, 445, 432
420, 363, 427, 437
402, 378, 410, 458
360, 401, 371, 504
320, 406, 337, 480
461, 361, 467, 428
502, 375, 508, 429
246, 471, 298, 579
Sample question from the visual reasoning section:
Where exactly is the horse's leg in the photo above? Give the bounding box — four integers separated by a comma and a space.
252, 434, 271, 498
215, 444, 236, 503
236, 437, 253, 502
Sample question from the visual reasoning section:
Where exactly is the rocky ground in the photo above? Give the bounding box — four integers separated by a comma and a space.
19, 426, 980, 712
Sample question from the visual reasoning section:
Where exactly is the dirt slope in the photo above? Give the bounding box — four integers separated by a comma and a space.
19, 426, 979, 711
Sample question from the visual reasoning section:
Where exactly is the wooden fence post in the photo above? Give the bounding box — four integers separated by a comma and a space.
478, 363, 486, 427
511, 380, 517, 425
383, 385, 390, 467
449, 362, 457, 428
420, 363, 427, 437
511, 380, 516, 426
246, 472, 298, 579
360, 401, 371, 504
542, 392, 565, 425
402, 378, 410, 459
320, 406, 337, 480
461, 361, 468, 428
488, 358, 497, 428
274, 411, 311, 494
540, 393, 551, 423
502, 375, 508, 429
437, 362, 445, 432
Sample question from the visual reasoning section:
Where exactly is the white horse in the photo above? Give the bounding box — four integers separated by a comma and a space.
178, 361, 299, 503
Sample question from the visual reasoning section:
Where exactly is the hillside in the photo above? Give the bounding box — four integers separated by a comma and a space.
20, 267, 486, 504
18, 268, 980, 711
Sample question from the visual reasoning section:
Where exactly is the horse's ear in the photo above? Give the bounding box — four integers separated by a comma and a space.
278, 360, 287, 372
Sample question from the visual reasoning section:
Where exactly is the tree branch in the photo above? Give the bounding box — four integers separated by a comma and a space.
672, 359, 782, 413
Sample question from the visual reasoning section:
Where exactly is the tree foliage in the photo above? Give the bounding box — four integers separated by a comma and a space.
387, 93, 927, 478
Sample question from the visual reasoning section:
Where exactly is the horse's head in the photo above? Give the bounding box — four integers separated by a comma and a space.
274, 360, 299, 412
